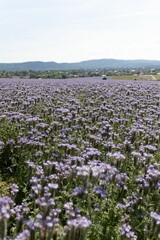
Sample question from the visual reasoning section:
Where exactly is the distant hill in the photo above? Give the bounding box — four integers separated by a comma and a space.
0, 59, 160, 71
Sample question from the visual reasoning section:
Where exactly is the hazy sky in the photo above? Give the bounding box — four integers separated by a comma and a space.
1, 0, 160, 62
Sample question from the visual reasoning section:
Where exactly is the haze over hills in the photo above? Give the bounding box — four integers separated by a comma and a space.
0, 59, 160, 71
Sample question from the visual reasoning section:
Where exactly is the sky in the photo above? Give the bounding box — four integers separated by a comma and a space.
0, 0, 160, 63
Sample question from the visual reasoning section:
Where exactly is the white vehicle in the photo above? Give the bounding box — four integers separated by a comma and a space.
102, 74, 107, 80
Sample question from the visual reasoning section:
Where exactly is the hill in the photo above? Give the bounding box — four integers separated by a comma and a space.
0, 59, 160, 71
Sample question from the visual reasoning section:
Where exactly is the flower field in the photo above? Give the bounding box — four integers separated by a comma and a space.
0, 77, 160, 240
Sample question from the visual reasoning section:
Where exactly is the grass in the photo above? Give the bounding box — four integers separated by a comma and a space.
112, 74, 160, 80
111, 75, 137, 80
154, 74, 160, 80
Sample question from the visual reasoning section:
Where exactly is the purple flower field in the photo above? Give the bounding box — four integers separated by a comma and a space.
0, 77, 160, 240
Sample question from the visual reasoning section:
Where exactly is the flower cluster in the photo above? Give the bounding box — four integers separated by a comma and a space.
0, 77, 159, 239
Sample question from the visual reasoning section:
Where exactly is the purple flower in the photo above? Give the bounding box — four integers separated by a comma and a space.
72, 187, 86, 197
64, 202, 73, 210
35, 197, 55, 208
145, 145, 157, 153
121, 223, 137, 240
11, 202, 29, 221
67, 216, 91, 229
25, 220, 37, 230
10, 183, 19, 196
45, 217, 59, 228
48, 183, 59, 190
0, 197, 13, 220
93, 186, 107, 198
14, 230, 30, 240
150, 211, 160, 225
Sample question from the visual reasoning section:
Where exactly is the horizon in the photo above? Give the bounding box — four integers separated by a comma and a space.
1, 0, 160, 63
1, 57, 160, 64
